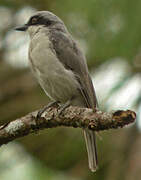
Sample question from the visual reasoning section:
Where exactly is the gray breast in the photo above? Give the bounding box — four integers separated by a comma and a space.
28, 29, 83, 104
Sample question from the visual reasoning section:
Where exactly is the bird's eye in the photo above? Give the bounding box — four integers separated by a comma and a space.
31, 17, 38, 24
46, 20, 52, 26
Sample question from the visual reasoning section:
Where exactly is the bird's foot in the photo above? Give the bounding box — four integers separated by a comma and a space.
34, 101, 59, 133
58, 100, 71, 116
36, 101, 59, 120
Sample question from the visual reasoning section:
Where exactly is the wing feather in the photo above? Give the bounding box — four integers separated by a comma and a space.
49, 30, 97, 109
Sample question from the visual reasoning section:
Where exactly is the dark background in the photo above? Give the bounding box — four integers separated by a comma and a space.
0, 0, 141, 179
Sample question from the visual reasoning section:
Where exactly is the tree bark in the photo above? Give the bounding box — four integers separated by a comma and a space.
0, 106, 136, 146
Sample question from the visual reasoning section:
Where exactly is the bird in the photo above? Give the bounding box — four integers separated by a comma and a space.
15, 11, 98, 172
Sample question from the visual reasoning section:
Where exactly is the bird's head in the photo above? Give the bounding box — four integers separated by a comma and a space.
15, 11, 66, 36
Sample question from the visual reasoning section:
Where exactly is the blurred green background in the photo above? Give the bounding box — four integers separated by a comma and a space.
0, 0, 141, 180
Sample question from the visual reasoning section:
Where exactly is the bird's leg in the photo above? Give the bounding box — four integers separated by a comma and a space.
36, 101, 59, 119
58, 100, 71, 116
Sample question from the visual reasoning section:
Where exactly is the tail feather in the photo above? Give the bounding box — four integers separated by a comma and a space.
83, 129, 98, 172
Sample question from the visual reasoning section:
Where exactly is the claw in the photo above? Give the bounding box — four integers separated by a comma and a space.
58, 100, 71, 116
36, 101, 59, 119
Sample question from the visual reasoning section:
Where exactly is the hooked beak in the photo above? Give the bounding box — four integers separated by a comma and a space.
15, 24, 28, 31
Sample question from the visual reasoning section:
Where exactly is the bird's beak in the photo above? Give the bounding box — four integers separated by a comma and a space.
15, 24, 28, 31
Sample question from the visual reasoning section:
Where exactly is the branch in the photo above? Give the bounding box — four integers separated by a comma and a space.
0, 106, 136, 146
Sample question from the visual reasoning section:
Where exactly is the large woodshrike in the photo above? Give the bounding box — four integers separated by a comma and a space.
15, 11, 98, 172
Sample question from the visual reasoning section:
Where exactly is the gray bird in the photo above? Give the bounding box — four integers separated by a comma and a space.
15, 11, 98, 172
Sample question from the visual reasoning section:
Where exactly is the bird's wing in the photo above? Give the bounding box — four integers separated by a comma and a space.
49, 30, 97, 109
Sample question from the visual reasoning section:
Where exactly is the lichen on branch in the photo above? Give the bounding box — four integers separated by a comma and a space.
0, 106, 136, 146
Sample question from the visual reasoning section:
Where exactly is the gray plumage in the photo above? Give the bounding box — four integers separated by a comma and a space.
15, 11, 98, 172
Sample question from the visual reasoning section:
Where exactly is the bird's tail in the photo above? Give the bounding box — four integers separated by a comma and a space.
83, 129, 98, 172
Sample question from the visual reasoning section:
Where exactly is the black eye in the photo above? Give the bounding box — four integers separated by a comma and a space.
31, 17, 38, 24
46, 20, 52, 26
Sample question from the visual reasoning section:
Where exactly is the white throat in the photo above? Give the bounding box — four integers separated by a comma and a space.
27, 25, 47, 38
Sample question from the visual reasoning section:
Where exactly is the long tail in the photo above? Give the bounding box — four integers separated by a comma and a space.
83, 129, 98, 172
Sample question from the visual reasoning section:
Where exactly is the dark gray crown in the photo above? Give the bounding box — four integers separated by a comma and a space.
27, 11, 64, 27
